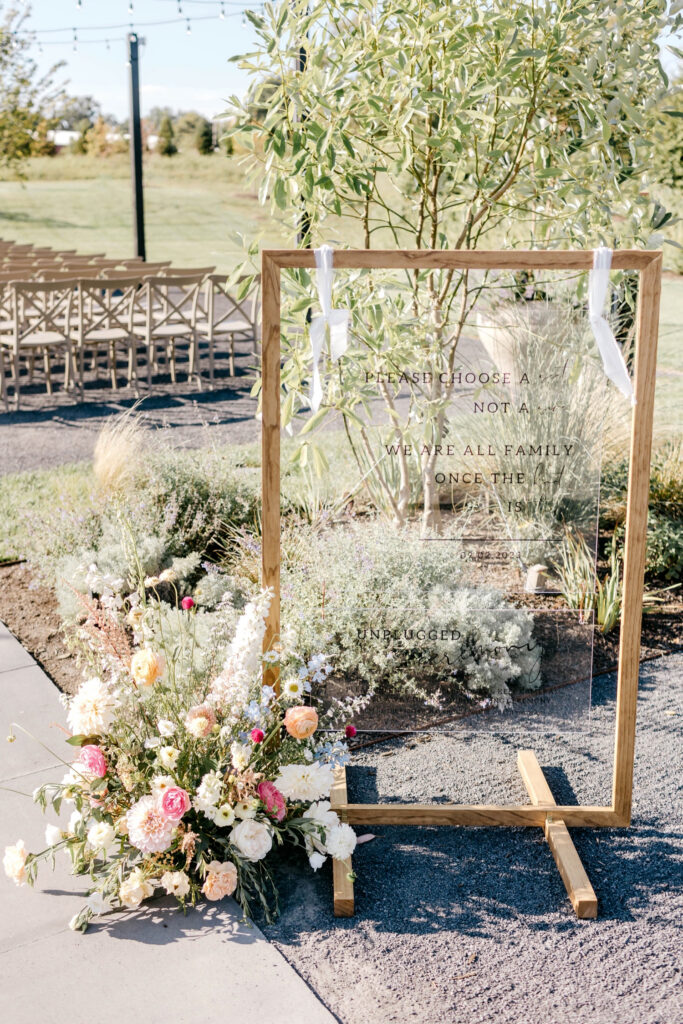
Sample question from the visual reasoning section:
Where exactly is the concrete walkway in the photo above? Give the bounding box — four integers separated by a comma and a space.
0, 620, 336, 1024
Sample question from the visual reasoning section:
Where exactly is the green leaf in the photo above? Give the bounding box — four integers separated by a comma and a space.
273, 178, 287, 210
66, 734, 87, 747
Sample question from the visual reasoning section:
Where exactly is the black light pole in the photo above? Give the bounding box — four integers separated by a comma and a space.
296, 36, 311, 249
127, 32, 146, 261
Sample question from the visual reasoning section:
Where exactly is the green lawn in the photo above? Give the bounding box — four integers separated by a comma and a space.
0, 153, 290, 272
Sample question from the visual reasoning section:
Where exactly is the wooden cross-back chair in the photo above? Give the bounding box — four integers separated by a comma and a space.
0, 280, 78, 409
133, 273, 205, 388
196, 273, 260, 380
75, 277, 140, 394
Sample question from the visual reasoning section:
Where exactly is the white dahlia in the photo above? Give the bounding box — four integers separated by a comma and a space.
67, 677, 118, 736
126, 796, 174, 854
324, 823, 357, 861
275, 762, 335, 803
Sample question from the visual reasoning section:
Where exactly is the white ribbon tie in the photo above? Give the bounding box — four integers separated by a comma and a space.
309, 244, 350, 412
588, 247, 634, 404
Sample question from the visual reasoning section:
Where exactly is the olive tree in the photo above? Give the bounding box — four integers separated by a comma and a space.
231, 0, 679, 531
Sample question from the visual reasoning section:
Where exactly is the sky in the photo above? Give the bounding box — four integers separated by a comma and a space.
18, 0, 257, 120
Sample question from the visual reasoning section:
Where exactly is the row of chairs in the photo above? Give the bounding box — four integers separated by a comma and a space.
0, 240, 260, 411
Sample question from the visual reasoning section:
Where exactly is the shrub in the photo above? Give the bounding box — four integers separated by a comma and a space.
643, 512, 683, 583
195, 118, 214, 155
157, 115, 177, 156
279, 519, 541, 708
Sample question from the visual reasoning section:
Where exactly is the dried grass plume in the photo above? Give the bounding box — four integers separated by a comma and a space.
93, 412, 145, 494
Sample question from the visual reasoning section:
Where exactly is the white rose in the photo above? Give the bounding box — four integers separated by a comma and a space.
3, 840, 28, 886
158, 746, 179, 770
324, 823, 357, 861
230, 819, 273, 862
119, 868, 154, 909
309, 852, 326, 871
85, 891, 112, 915
45, 824, 63, 847
230, 741, 251, 771
161, 870, 191, 898
87, 821, 116, 854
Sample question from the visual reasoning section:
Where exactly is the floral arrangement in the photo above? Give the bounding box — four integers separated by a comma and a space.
3, 561, 365, 932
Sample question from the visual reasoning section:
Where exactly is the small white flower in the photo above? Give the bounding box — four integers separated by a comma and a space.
87, 821, 116, 854
214, 803, 236, 827
303, 800, 340, 830
150, 775, 175, 795
144, 736, 162, 749
157, 719, 176, 737
234, 798, 258, 820
45, 824, 62, 847
282, 677, 304, 699
230, 741, 251, 772
68, 914, 81, 931
309, 852, 326, 871
158, 746, 179, 770
262, 650, 280, 664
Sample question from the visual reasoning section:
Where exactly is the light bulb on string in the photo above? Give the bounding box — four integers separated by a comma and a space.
186, 18, 191, 34
128, 2, 134, 14
106, 38, 110, 51
72, 28, 78, 51
177, 1, 183, 15
76, 0, 82, 8
242, 13, 247, 27
219, 2, 225, 18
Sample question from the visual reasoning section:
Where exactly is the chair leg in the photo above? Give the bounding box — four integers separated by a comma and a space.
0, 351, 7, 412
229, 336, 235, 377
193, 334, 202, 391
208, 336, 215, 387
110, 341, 118, 390
43, 348, 53, 395
169, 340, 177, 384
11, 351, 20, 411
146, 345, 153, 389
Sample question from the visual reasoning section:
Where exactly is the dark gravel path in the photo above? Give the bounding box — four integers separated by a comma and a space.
262, 653, 683, 1024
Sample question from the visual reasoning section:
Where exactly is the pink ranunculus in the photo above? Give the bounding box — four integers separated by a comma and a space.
160, 786, 191, 822
250, 728, 265, 744
181, 597, 195, 611
257, 780, 286, 822
78, 744, 107, 778
345, 724, 357, 739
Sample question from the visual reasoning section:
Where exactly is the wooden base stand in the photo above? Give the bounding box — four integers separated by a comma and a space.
331, 750, 598, 920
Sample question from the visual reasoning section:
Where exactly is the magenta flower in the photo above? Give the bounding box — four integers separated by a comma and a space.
345, 725, 357, 739
181, 597, 195, 611
257, 780, 286, 822
250, 728, 265, 744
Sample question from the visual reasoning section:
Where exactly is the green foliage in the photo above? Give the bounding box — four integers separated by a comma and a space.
157, 115, 178, 157
229, 0, 679, 531
641, 512, 683, 583
0, 7, 63, 175
195, 118, 214, 155
553, 530, 622, 634
652, 86, 683, 186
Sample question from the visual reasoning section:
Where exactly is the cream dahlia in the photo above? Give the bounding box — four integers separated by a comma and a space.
126, 796, 174, 854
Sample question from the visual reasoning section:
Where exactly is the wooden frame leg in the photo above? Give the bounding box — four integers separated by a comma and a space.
518, 750, 597, 919
330, 767, 355, 917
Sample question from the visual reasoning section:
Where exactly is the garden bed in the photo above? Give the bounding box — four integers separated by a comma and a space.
2, 559, 680, 721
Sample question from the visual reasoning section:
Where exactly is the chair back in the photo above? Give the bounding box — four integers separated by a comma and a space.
203, 273, 260, 338
139, 274, 205, 336
76, 277, 140, 339
10, 280, 78, 348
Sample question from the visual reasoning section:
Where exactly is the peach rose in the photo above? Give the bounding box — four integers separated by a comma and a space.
202, 860, 238, 901
284, 706, 318, 740
131, 649, 165, 688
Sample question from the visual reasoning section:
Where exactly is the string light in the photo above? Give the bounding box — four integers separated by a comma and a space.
186, 17, 192, 33
220, 2, 225, 18
177, 1, 183, 14
76, 0, 82, 8
72, 28, 78, 51
128, 2, 134, 13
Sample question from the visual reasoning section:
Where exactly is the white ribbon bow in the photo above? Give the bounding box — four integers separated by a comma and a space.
588, 247, 634, 404
309, 244, 350, 412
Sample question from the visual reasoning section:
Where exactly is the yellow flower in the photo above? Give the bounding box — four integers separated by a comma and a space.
131, 649, 165, 687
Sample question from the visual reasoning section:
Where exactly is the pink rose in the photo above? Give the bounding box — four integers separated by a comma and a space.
250, 728, 265, 744
78, 744, 107, 778
161, 787, 190, 822
257, 780, 286, 822
181, 597, 195, 611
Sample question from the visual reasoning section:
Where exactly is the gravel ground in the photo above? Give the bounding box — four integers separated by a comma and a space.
262, 653, 683, 1024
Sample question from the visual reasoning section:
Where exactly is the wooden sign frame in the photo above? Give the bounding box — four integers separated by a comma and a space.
260, 247, 662, 919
